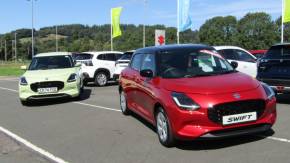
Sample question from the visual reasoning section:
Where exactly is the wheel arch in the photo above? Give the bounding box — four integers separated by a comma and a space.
94, 68, 110, 79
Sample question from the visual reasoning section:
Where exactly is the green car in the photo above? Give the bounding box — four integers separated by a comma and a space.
19, 52, 84, 105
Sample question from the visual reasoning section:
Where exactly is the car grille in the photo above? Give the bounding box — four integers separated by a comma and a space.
208, 100, 266, 124
30, 81, 64, 92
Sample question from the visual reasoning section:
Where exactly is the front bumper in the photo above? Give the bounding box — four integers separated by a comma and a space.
19, 81, 80, 101
163, 91, 277, 140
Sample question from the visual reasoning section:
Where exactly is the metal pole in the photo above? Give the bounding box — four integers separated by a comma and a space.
282, 0, 284, 43
56, 25, 58, 52
15, 33, 17, 62
143, 0, 147, 48
177, 0, 180, 44
29, 0, 35, 57
12, 40, 14, 61
4, 40, 7, 61
111, 9, 113, 51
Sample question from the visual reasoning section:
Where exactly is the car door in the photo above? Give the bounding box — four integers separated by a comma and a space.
125, 53, 144, 113
104, 53, 118, 78
234, 49, 257, 77
135, 53, 156, 121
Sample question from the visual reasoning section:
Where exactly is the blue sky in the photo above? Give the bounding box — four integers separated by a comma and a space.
0, 0, 282, 34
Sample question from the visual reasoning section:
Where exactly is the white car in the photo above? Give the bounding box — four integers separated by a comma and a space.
113, 50, 135, 80
214, 46, 257, 77
73, 51, 123, 86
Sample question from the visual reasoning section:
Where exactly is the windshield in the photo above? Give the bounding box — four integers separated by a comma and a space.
29, 55, 74, 70
72, 53, 93, 60
119, 52, 133, 60
266, 45, 290, 58
158, 49, 235, 78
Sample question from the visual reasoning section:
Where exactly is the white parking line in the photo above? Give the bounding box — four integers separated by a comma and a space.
0, 126, 69, 163
257, 135, 290, 143
0, 86, 18, 92
73, 102, 121, 112
0, 86, 290, 146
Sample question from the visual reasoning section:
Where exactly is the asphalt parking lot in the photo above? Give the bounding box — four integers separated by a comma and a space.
0, 77, 290, 163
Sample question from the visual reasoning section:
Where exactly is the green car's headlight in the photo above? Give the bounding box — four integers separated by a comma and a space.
261, 82, 275, 100
171, 92, 200, 111
19, 76, 28, 86
67, 73, 77, 82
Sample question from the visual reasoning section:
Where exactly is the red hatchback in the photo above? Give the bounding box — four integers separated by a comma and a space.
119, 44, 276, 147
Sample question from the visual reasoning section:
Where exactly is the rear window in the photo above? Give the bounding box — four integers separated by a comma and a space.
72, 53, 93, 60
266, 45, 290, 58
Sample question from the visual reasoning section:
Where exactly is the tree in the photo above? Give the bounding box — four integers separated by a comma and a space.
199, 16, 238, 46
237, 12, 276, 50
275, 16, 290, 43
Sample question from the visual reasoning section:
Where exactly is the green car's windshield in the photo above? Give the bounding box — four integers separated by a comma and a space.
158, 49, 235, 78
29, 55, 74, 70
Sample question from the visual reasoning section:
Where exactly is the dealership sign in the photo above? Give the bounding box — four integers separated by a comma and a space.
155, 30, 165, 46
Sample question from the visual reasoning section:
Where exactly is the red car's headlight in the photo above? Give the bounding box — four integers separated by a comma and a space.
171, 92, 200, 111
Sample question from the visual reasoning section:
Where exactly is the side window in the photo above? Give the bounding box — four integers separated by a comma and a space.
141, 54, 156, 73
97, 54, 105, 60
218, 49, 237, 60
105, 53, 116, 61
115, 54, 122, 61
234, 49, 255, 62
131, 54, 143, 71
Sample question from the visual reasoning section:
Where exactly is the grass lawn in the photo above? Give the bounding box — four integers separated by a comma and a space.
0, 62, 28, 77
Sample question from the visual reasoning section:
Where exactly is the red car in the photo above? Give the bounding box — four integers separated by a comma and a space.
119, 44, 276, 147
249, 50, 267, 58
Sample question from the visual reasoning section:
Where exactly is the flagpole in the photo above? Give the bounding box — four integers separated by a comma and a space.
143, 0, 147, 48
177, 0, 180, 44
282, 0, 284, 43
111, 9, 113, 51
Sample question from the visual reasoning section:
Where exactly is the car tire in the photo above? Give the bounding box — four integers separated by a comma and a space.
94, 72, 108, 87
120, 90, 130, 115
20, 100, 30, 106
156, 107, 175, 147
83, 79, 89, 86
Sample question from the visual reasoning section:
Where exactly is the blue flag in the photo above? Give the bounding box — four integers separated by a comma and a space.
178, 0, 192, 32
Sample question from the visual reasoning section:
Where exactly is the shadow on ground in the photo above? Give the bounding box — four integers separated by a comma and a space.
23, 88, 92, 107
85, 81, 118, 88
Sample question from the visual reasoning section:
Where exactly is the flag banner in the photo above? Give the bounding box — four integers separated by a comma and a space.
112, 7, 122, 38
284, 0, 290, 23
178, 0, 192, 32
155, 30, 166, 46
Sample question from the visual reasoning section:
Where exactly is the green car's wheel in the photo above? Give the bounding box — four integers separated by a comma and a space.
20, 100, 30, 106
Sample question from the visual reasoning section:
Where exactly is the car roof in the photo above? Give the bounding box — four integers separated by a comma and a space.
135, 44, 214, 54
35, 52, 72, 57
83, 51, 123, 55
213, 46, 247, 51
272, 43, 290, 46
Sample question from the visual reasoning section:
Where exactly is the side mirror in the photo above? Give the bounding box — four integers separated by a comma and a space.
20, 65, 27, 70
140, 69, 153, 78
230, 61, 238, 69
75, 62, 82, 67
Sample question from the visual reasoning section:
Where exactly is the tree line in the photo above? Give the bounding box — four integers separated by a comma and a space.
0, 12, 288, 60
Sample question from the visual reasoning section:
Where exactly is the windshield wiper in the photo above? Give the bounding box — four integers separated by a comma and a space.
184, 70, 237, 78
184, 73, 216, 78
217, 70, 237, 74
